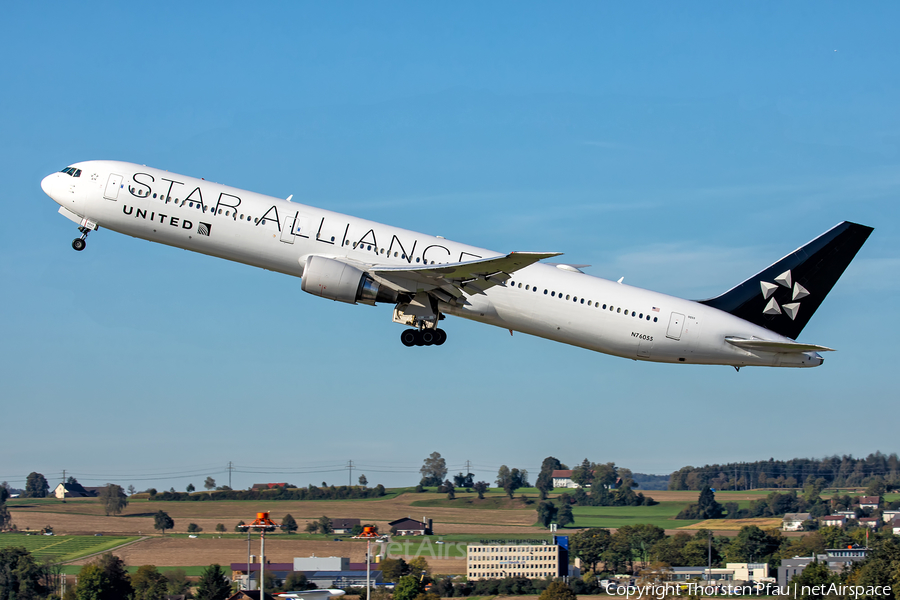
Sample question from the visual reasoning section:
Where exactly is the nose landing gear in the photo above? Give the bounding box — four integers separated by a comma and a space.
72, 226, 91, 251
400, 328, 447, 347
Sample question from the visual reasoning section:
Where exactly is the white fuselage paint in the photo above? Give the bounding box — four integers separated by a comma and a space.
42, 160, 823, 368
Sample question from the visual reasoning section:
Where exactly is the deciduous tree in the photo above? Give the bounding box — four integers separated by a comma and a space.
24, 472, 49, 498
186, 483, 195, 493
592, 463, 618, 489
0, 487, 12, 531
473, 481, 488, 500
604, 529, 634, 573
215, 523, 226, 533
153, 510, 174, 536
203, 477, 216, 491
496, 466, 529, 498
379, 557, 408, 583
131, 565, 167, 600
724, 525, 781, 564
98, 484, 128, 516
76, 553, 132, 600
187, 523, 202, 533
537, 501, 558, 527
439, 480, 456, 500
408, 556, 431, 579
358, 474, 368, 487
570, 528, 612, 572
318, 516, 333, 534
164, 568, 190, 596
557, 503, 574, 528
419, 452, 448, 487
539, 581, 577, 600
536, 457, 564, 499
394, 575, 422, 600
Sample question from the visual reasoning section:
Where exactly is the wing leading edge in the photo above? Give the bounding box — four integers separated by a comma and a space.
371, 251, 562, 300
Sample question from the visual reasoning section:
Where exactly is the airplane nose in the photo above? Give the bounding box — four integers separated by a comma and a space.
41, 173, 55, 196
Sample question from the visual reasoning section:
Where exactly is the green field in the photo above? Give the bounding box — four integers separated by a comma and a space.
0, 534, 139, 562
569, 502, 698, 529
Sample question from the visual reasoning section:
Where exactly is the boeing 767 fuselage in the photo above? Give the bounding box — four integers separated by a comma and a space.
41, 161, 873, 369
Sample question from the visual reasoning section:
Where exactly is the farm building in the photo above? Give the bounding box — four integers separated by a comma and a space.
53, 482, 98, 499
388, 517, 430, 535
332, 518, 361, 534
551, 470, 579, 488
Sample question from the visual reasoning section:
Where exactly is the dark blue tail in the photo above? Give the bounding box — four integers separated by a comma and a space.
699, 221, 873, 339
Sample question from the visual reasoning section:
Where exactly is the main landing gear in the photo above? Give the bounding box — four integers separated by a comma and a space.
400, 328, 447, 347
72, 226, 91, 251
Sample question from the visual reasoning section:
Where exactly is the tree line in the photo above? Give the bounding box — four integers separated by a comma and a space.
668, 451, 900, 491
151, 483, 386, 501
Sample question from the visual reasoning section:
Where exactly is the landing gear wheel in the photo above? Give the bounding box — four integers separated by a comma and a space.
434, 328, 447, 345
421, 330, 436, 346
413, 330, 425, 346
400, 330, 417, 347
72, 238, 86, 251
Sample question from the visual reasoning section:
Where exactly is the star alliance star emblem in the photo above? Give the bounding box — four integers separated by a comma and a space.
760, 269, 809, 320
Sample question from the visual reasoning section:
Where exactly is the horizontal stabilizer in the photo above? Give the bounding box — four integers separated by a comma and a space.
725, 337, 834, 353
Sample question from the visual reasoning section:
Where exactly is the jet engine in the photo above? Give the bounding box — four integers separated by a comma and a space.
301, 255, 398, 305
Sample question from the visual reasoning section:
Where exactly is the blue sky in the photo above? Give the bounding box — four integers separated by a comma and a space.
2, 3, 897, 493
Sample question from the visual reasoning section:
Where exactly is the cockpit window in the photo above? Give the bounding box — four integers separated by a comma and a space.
59, 167, 82, 177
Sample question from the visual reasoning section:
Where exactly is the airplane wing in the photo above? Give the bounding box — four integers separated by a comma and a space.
725, 337, 835, 353
370, 251, 562, 301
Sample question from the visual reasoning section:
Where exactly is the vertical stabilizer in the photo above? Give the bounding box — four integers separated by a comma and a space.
699, 221, 873, 339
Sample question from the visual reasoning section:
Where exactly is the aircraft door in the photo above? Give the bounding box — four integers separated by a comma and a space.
666, 312, 685, 340
280, 215, 296, 243
104, 173, 123, 200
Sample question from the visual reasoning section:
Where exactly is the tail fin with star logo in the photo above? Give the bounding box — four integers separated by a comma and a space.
698, 221, 873, 340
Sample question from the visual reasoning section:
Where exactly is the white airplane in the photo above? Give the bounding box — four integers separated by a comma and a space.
277, 590, 345, 600
41, 161, 872, 369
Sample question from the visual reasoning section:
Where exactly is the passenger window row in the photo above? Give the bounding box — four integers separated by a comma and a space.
127, 189, 276, 225
507, 280, 659, 323
347, 240, 442, 265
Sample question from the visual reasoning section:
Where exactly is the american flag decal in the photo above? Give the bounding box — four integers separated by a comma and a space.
651, 306, 660, 312
198, 222, 212, 236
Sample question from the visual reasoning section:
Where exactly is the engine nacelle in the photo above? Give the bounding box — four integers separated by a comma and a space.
301, 255, 398, 306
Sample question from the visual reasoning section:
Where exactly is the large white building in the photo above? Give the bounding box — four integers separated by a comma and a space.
467, 538, 568, 580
